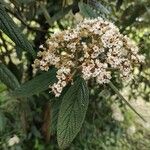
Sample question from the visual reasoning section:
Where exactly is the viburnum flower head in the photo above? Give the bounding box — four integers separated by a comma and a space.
33, 17, 145, 97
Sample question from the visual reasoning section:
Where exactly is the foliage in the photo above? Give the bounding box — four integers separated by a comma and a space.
0, 0, 149, 149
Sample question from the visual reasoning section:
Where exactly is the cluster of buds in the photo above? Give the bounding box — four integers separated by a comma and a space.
33, 17, 144, 97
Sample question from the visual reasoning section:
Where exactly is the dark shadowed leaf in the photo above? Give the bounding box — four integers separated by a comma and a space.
0, 111, 7, 132
16, 46, 23, 60
0, 63, 20, 90
120, 3, 146, 31
57, 77, 89, 149
116, 0, 123, 11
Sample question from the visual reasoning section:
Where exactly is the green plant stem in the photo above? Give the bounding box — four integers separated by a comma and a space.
108, 81, 146, 122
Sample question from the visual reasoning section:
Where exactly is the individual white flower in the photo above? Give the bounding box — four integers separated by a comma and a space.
92, 45, 99, 52
64, 35, 70, 41
84, 52, 90, 58
39, 45, 44, 49
96, 70, 111, 84
8, 135, 20, 147
61, 81, 67, 87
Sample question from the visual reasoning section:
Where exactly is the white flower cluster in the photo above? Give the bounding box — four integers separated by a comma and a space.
33, 17, 144, 97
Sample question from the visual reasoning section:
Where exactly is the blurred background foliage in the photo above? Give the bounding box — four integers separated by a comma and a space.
0, 0, 150, 149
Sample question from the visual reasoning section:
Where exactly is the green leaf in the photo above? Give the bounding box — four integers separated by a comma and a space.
51, 98, 61, 134
7, 60, 22, 82
49, 5, 73, 25
116, 0, 123, 11
89, 0, 110, 15
12, 69, 57, 98
79, 2, 98, 18
57, 77, 89, 149
120, 3, 146, 31
0, 83, 7, 93
40, 4, 52, 26
0, 4, 36, 57
0, 63, 20, 90
16, 46, 23, 60
108, 81, 146, 122
0, 111, 7, 132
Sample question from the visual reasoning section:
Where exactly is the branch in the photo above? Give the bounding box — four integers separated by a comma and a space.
5, 7, 51, 33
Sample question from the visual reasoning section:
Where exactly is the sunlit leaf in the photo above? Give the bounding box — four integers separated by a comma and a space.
0, 4, 36, 57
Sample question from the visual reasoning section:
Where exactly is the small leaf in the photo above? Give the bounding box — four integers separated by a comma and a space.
0, 4, 36, 57
40, 4, 52, 26
12, 69, 57, 98
79, 2, 98, 18
108, 81, 146, 122
57, 77, 89, 149
0, 63, 20, 90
